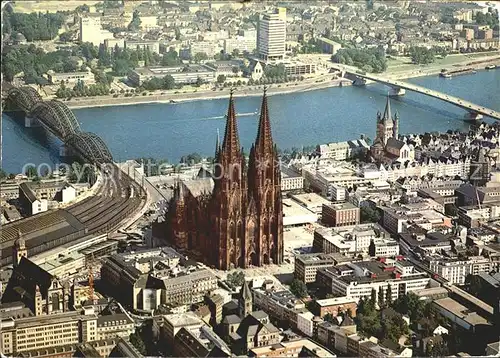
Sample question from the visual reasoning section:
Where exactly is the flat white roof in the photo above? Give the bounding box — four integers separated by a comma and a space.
290, 193, 331, 209
315, 296, 357, 307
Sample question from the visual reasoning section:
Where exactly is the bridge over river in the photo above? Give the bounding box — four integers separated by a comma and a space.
343, 70, 500, 121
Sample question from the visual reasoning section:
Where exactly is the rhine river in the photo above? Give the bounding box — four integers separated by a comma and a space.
2, 70, 499, 174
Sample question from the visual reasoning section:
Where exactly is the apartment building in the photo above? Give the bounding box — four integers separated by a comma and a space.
252, 287, 305, 329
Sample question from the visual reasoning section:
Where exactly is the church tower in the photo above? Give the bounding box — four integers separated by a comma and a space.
169, 181, 188, 250
375, 95, 394, 146
393, 111, 399, 139
211, 89, 249, 270
238, 280, 253, 318
13, 230, 27, 268
248, 88, 284, 266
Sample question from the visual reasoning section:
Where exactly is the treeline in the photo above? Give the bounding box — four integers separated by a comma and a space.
2, 40, 171, 82
332, 48, 387, 73
407, 46, 448, 65
56, 80, 111, 99
2, 44, 87, 82
3, 8, 65, 42
475, 10, 499, 29
141, 75, 176, 91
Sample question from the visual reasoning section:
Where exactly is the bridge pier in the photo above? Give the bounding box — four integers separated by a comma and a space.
24, 116, 40, 127
390, 87, 406, 96
59, 144, 75, 157
352, 78, 367, 86
464, 111, 483, 121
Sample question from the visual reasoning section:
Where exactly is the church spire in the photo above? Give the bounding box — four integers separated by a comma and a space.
382, 94, 392, 120
255, 87, 273, 154
221, 89, 240, 159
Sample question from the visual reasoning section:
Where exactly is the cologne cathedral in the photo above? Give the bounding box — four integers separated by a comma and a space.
162, 90, 283, 270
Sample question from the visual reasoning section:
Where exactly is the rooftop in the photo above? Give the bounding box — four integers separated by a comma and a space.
433, 297, 490, 327
315, 296, 357, 307
290, 193, 331, 210
165, 312, 203, 328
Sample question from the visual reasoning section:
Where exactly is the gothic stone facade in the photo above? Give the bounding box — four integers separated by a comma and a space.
166, 92, 283, 270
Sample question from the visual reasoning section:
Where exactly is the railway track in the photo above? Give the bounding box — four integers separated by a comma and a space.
64, 163, 145, 234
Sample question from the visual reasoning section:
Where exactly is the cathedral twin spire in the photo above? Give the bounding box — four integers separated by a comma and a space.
220, 89, 241, 162
218, 88, 275, 164
255, 87, 274, 155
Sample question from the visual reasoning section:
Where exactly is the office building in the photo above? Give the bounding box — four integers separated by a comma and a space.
0, 307, 134, 355
125, 40, 160, 54
100, 247, 217, 311
128, 65, 216, 86
312, 297, 358, 318
79, 15, 113, 46
316, 259, 430, 303
428, 256, 492, 285
294, 253, 349, 283
257, 8, 287, 62
322, 202, 360, 227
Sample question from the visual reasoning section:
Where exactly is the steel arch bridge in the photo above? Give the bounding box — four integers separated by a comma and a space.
7, 87, 114, 164
30, 100, 81, 140
65, 132, 113, 165
7, 86, 42, 112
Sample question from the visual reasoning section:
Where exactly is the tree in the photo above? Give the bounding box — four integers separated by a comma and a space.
290, 279, 308, 298
385, 285, 393, 305
164, 75, 175, 90
59, 31, 75, 43
378, 287, 385, 308
368, 240, 376, 257
129, 331, 146, 355
381, 314, 409, 342
112, 59, 130, 76
324, 313, 336, 323
465, 274, 483, 296
75, 4, 90, 13
0, 169, 8, 181
427, 340, 449, 357
408, 46, 435, 65
332, 48, 387, 73
227, 271, 245, 287
217, 74, 226, 84
4, 12, 65, 41
360, 206, 381, 223
25, 165, 37, 178
162, 49, 180, 66
193, 52, 208, 63
128, 10, 142, 31
392, 292, 425, 322
180, 152, 202, 165
370, 288, 377, 306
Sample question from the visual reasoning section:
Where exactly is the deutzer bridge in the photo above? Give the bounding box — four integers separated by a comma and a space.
341, 70, 500, 121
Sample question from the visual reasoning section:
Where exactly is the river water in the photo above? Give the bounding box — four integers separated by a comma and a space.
2, 70, 499, 174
